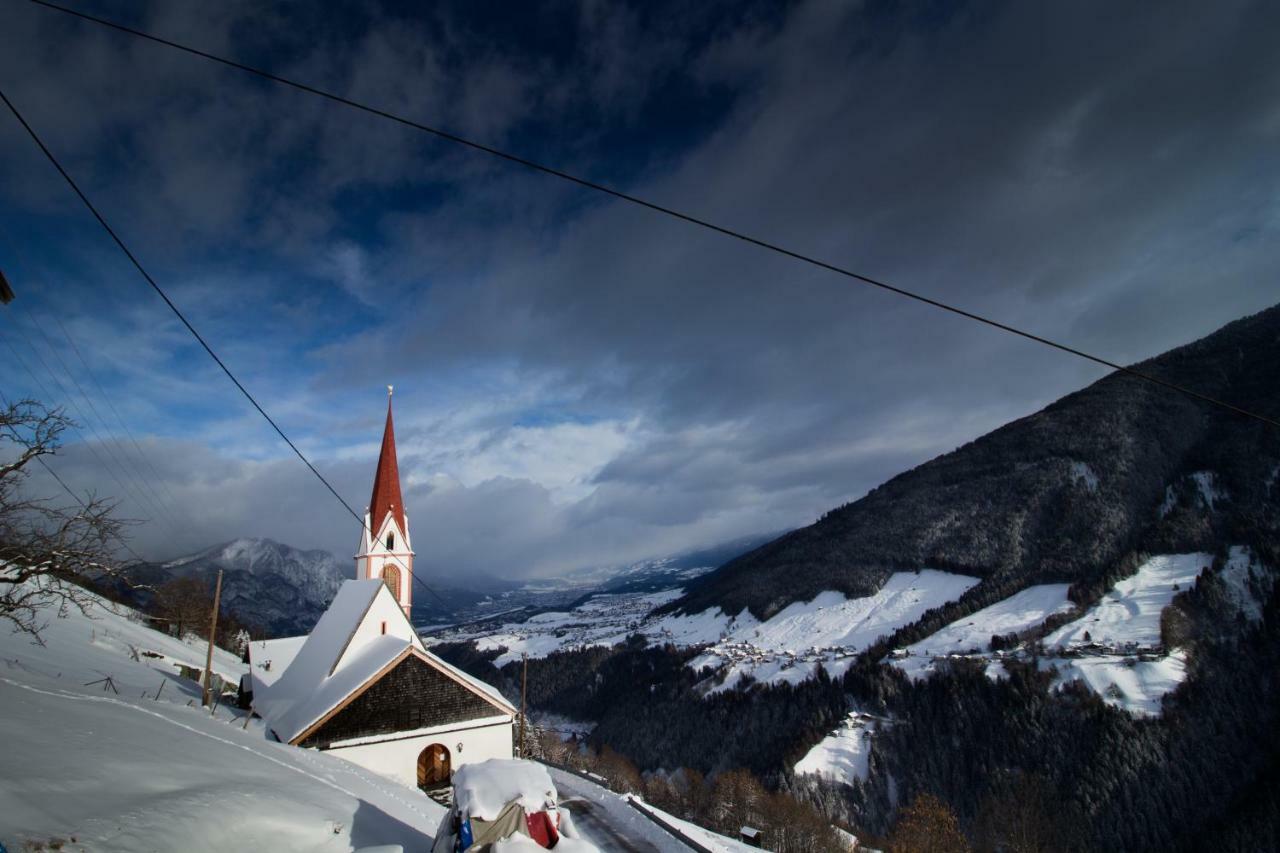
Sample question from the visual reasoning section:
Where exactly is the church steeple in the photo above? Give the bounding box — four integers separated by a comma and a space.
368, 386, 406, 539
355, 386, 413, 618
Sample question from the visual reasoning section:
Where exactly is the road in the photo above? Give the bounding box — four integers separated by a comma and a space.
548, 767, 685, 852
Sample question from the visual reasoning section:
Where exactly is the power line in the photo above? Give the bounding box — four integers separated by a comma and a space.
15, 305, 185, 528
47, 311, 194, 524
0, 389, 150, 566
3, 325, 171, 524
0, 218, 195, 529
17, 0, 1280, 431
0, 87, 453, 610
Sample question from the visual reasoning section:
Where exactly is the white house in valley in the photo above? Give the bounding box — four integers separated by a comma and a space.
248, 389, 515, 791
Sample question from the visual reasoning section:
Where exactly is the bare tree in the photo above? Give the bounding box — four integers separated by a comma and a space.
153, 576, 211, 641
0, 398, 136, 638
886, 792, 972, 853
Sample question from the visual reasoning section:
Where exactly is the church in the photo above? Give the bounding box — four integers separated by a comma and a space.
248, 389, 515, 792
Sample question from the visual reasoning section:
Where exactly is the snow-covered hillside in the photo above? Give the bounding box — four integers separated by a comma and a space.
882, 550, 1273, 717
438, 588, 750, 668
891, 584, 1074, 681
793, 711, 884, 784
0, 580, 444, 851
439, 569, 984, 694
1043, 553, 1210, 650
691, 570, 980, 691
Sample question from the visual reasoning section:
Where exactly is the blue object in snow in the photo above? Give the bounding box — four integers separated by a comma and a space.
458, 817, 473, 850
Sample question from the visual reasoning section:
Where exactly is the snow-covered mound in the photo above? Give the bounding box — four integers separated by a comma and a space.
892, 584, 1074, 681
0, 580, 444, 851
453, 759, 557, 821
0, 578, 247, 689
794, 711, 882, 784
1044, 553, 1210, 650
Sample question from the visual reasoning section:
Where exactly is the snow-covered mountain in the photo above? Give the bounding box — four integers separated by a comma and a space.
670, 303, 1280, 620
158, 538, 353, 637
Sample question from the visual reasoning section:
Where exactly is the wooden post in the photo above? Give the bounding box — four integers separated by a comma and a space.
202, 570, 223, 710
519, 652, 528, 758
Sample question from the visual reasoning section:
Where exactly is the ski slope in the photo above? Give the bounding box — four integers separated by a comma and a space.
0, 580, 445, 851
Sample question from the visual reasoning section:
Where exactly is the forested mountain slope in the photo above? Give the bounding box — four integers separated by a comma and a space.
672, 304, 1280, 619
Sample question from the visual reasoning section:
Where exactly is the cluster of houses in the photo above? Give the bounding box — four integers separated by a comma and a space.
700, 640, 860, 673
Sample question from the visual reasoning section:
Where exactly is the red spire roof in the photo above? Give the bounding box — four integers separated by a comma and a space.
368, 394, 406, 539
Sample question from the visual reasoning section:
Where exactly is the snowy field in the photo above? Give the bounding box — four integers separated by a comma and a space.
881, 550, 1273, 717
891, 584, 1074, 681
1043, 652, 1189, 716
0, 580, 444, 851
438, 588, 752, 668
693, 570, 980, 692
1044, 553, 1211, 650
442, 548, 1272, 715
793, 711, 882, 784
440, 569, 983, 693
1039, 549, 1272, 716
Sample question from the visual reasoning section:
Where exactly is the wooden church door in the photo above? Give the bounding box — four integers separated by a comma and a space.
417, 743, 451, 789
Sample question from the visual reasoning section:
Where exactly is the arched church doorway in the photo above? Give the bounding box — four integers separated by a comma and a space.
382, 565, 401, 601
417, 743, 451, 789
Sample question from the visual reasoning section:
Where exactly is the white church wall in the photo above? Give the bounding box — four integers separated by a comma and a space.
327, 719, 515, 789
358, 511, 414, 613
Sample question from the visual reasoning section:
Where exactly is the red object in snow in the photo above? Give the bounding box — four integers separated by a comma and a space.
525, 810, 560, 848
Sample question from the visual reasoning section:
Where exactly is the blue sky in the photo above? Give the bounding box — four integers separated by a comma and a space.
1, 0, 1278, 582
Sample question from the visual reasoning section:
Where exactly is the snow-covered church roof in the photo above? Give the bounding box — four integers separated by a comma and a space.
253, 579, 514, 744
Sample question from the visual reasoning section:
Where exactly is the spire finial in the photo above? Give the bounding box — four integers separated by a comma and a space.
387, 384, 394, 398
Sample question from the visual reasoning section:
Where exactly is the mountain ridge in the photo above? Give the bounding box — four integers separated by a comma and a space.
667, 303, 1280, 619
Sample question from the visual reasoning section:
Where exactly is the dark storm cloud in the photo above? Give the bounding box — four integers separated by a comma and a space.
2, 1, 1278, 576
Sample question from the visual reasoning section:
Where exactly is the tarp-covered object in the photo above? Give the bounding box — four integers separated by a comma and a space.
432, 759, 585, 852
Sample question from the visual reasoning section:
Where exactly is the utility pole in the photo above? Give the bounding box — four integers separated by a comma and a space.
202, 570, 223, 710
519, 652, 528, 758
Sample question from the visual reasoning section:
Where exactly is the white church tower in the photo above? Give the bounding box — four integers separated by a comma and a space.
355, 386, 413, 618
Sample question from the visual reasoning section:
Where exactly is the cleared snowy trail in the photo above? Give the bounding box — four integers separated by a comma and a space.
548, 768, 684, 851
561, 798, 665, 852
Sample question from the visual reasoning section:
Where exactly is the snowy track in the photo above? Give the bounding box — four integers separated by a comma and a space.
561, 798, 665, 852
548, 768, 689, 851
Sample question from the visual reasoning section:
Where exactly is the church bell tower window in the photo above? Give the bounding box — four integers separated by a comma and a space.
386, 532, 395, 550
